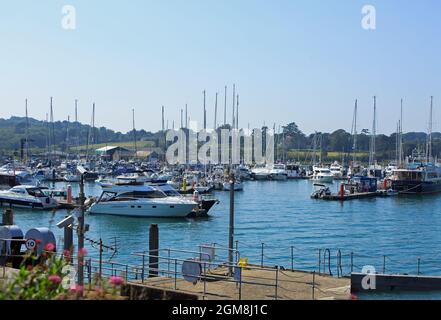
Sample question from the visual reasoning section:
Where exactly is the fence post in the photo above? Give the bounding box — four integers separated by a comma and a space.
141, 254, 145, 283
261, 243, 264, 268
291, 246, 294, 271
275, 267, 279, 300
174, 259, 177, 290
149, 224, 159, 278
318, 249, 321, 275
350, 252, 353, 273
383, 255, 386, 274
312, 271, 316, 300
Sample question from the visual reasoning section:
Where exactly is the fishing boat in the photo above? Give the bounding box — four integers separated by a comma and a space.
0, 185, 58, 209
88, 185, 198, 218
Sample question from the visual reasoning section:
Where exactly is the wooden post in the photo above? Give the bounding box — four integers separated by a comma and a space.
63, 215, 73, 261
2, 208, 13, 226
149, 224, 159, 278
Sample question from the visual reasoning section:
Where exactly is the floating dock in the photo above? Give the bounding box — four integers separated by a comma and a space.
320, 192, 388, 201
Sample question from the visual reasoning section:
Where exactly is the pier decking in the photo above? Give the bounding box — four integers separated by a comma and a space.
123, 266, 351, 300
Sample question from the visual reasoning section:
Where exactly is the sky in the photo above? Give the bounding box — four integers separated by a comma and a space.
0, 0, 440, 135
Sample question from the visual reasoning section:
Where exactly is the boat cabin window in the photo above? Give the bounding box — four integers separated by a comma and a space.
26, 188, 45, 197
396, 171, 422, 181
117, 190, 167, 199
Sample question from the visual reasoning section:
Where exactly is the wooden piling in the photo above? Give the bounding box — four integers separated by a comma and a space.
2, 209, 13, 226
149, 224, 159, 278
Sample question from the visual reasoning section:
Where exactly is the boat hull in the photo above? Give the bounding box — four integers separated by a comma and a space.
88, 200, 197, 218
392, 180, 441, 194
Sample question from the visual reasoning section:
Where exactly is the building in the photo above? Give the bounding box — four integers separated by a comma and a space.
96, 146, 133, 161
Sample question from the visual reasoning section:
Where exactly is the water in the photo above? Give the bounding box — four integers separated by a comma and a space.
6, 179, 441, 299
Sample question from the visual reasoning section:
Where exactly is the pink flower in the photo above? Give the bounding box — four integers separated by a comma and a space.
63, 249, 71, 261
48, 275, 62, 284
44, 243, 55, 252
69, 284, 84, 294
78, 248, 88, 258
109, 276, 124, 286
350, 293, 358, 300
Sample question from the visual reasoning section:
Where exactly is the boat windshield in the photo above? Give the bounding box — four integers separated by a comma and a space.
116, 190, 167, 199
26, 188, 46, 197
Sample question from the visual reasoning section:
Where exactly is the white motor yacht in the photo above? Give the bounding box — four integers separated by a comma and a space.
0, 185, 58, 210
269, 164, 288, 180
311, 166, 334, 183
329, 162, 344, 179
88, 185, 198, 218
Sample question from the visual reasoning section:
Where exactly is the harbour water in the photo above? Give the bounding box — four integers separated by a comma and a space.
8, 179, 441, 298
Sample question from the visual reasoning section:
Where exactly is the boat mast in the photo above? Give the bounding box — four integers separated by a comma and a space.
180, 108, 183, 129
203, 90, 206, 130
132, 108, 137, 155
185, 104, 188, 129
232, 84, 236, 128
50, 97, 55, 164
25, 98, 29, 164
427, 96, 433, 163
351, 99, 358, 166
224, 85, 227, 126
369, 96, 377, 168
214, 92, 218, 130
236, 94, 239, 129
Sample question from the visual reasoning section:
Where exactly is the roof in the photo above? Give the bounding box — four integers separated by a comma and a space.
96, 146, 132, 153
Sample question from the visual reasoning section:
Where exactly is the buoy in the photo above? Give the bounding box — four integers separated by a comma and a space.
67, 185, 72, 204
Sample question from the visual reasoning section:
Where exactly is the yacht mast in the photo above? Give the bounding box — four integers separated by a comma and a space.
132, 108, 137, 155
224, 86, 227, 126
232, 84, 236, 128
203, 90, 206, 130
369, 96, 377, 167
427, 96, 433, 163
25, 98, 29, 163
214, 92, 218, 130
399, 99, 403, 166
351, 99, 358, 165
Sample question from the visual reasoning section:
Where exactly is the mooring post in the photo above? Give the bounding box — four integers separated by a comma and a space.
63, 215, 73, 262
417, 258, 421, 275
350, 252, 354, 273
228, 172, 235, 276
149, 224, 159, 278
318, 249, 322, 275
2, 208, 13, 226
291, 246, 294, 271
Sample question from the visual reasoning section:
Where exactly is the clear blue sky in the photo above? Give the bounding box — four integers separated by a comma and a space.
1, 0, 440, 135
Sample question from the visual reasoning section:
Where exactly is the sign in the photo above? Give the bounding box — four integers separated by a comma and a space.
25, 238, 37, 250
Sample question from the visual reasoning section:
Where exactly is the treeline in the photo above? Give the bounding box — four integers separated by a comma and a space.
0, 117, 440, 162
